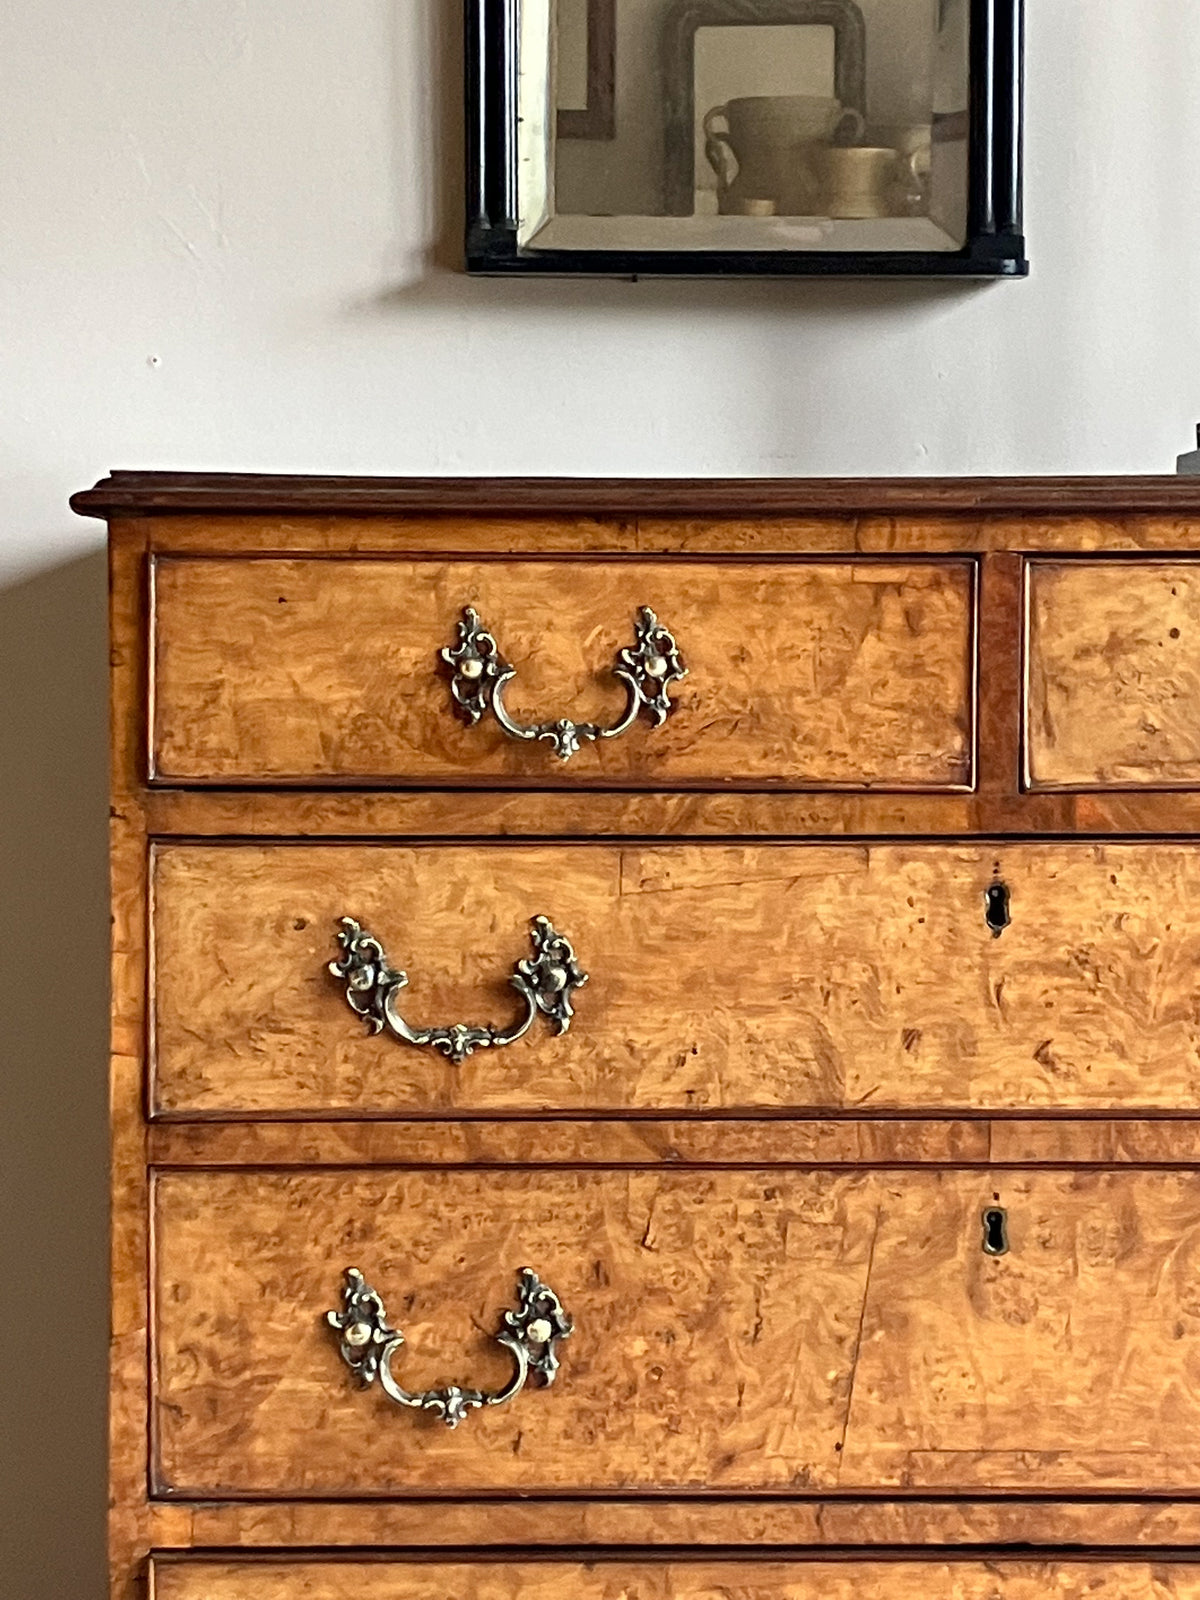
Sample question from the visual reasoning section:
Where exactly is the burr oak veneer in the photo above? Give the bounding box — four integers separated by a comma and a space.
149, 555, 975, 788
76, 471, 1200, 1599
147, 1558, 1200, 1600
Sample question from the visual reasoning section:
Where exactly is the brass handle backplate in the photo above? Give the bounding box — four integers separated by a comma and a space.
327, 1266, 572, 1429
330, 915, 587, 1065
440, 605, 687, 762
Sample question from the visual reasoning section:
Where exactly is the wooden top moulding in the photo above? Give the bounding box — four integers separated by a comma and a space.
72, 471, 1200, 519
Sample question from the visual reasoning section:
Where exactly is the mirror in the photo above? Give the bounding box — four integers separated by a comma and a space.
527, 0, 966, 252
470, 0, 1025, 276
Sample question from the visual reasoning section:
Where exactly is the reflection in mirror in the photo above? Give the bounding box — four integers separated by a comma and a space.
694, 25, 839, 215
557, 0, 617, 139
523, 0, 970, 254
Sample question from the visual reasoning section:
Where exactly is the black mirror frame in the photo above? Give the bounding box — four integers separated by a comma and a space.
465, 0, 1026, 279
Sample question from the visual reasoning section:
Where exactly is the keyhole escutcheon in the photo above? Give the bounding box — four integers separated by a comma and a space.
982, 1206, 1010, 1256
985, 880, 1011, 938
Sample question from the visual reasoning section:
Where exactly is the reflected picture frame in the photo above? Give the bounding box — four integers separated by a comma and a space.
465, 0, 1026, 278
557, 0, 617, 140
660, 0, 868, 216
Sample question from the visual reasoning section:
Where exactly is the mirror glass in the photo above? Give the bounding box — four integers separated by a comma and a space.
518, 0, 970, 253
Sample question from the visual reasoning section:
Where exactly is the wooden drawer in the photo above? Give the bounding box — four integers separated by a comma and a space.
1027, 558, 1200, 788
149, 555, 975, 788
148, 1554, 1200, 1600
153, 1166, 1200, 1497
153, 839, 1200, 1117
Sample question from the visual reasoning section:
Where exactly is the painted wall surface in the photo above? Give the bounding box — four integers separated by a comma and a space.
1, 3, 1200, 1597
4, 0, 1200, 586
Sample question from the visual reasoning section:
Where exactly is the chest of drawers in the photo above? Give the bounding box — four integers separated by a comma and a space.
74, 471, 1200, 1600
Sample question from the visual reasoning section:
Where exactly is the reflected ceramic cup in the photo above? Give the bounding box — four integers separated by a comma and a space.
809, 145, 904, 219
703, 95, 866, 215
867, 123, 933, 213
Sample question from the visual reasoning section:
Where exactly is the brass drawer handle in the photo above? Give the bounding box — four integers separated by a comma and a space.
329, 914, 587, 1064
327, 1266, 572, 1429
441, 605, 688, 762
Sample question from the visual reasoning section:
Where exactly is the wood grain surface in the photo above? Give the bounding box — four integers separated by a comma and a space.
152, 1166, 1200, 1497
109, 525, 154, 1600
143, 782, 1200, 842
100, 489, 1200, 1597
145, 1118, 991, 1168
70, 467, 1200, 517
106, 506, 1200, 558
150, 556, 974, 787
148, 1556, 1200, 1600
141, 1116, 1200, 1169
147, 1497, 1200, 1549
153, 840, 1200, 1116
1027, 560, 1200, 788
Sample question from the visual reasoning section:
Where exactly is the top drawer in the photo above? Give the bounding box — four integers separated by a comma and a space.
1027, 558, 1200, 788
149, 555, 975, 788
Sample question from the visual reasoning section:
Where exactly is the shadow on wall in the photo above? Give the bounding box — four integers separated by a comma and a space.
0, 553, 109, 1598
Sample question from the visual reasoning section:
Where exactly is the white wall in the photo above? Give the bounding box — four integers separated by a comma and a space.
2, 4, 1200, 1596
5, 1, 1200, 584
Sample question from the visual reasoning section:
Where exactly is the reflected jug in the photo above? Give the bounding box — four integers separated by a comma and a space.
703, 95, 865, 216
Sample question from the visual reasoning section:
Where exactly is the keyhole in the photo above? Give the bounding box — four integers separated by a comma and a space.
982, 1206, 1009, 1256
985, 880, 1011, 938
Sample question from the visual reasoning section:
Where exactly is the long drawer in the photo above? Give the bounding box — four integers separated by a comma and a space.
153, 1166, 1200, 1497
149, 555, 975, 787
149, 1555, 1200, 1600
153, 839, 1200, 1116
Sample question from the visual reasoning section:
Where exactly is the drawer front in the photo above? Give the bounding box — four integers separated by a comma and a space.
1027, 558, 1200, 787
149, 1556, 1200, 1600
149, 556, 975, 787
153, 1167, 1200, 1496
154, 840, 1200, 1117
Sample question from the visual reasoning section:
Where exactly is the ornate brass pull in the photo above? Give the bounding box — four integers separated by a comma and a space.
329, 915, 587, 1065
327, 1266, 572, 1429
441, 605, 687, 762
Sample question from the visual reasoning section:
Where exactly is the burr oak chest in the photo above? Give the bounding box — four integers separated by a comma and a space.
73, 470, 1200, 1600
